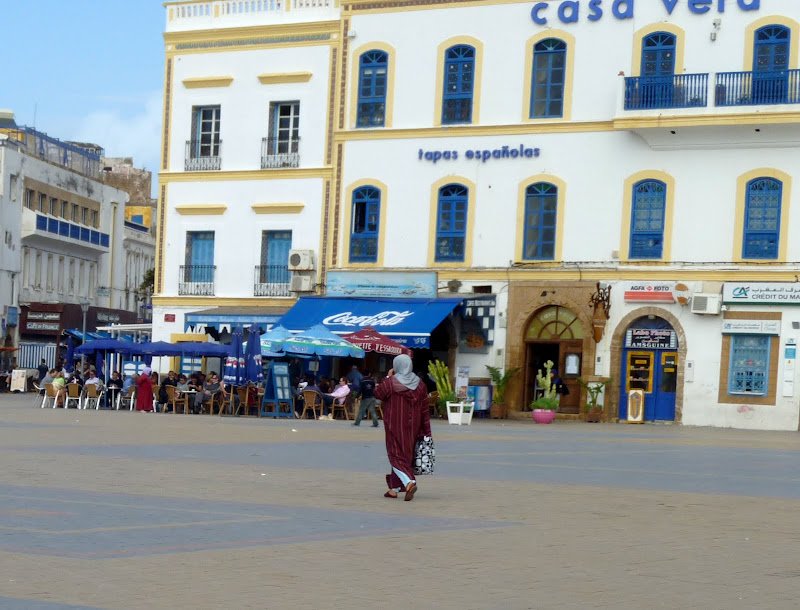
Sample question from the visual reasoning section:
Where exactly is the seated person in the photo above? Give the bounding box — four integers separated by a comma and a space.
122, 373, 136, 394
193, 373, 221, 414
84, 370, 103, 390
318, 376, 331, 394
320, 377, 350, 420
52, 371, 67, 407
159, 370, 178, 412
106, 371, 124, 408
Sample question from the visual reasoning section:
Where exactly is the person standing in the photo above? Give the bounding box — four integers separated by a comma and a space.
345, 365, 363, 389
353, 369, 378, 427
374, 354, 431, 501
135, 367, 155, 412
37, 359, 49, 383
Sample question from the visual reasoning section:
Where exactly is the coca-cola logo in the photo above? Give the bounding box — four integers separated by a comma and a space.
323, 311, 413, 327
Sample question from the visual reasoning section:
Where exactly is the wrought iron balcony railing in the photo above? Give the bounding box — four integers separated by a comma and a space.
179, 265, 216, 296
624, 73, 709, 110
261, 137, 300, 169
254, 265, 291, 297
185, 140, 222, 171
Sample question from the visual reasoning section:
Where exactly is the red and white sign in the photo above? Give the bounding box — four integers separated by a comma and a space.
164, 313, 176, 323
623, 282, 677, 303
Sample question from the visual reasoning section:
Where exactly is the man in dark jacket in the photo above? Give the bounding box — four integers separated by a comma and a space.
353, 370, 379, 427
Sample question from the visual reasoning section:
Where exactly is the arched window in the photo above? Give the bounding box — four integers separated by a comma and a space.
753, 25, 791, 105
630, 180, 667, 259
349, 186, 381, 263
442, 45, 475, 125
435, 184, 468, 262
531, 39, 566, 119
523, 182, 557, 260
743, 177, 782, 259
356, 50, 388, 127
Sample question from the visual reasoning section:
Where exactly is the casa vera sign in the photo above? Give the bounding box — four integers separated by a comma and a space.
531, 0, 760, 25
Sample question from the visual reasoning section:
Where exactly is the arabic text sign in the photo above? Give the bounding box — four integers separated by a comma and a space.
723, 283, 800, 305
326, 271, 437, 299
721, 320, 780, 335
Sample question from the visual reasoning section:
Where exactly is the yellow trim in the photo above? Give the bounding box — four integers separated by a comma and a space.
427, 176, 476, 268
257, 72, 313, 85
744, 16, 800, 71
174, 204, 227, 216
619, 170, 676, 263
170, 333, 199, 343
514, 174, 567, 263
732, 168, 792, 263
160, 168, 332, 183
626, 351, 654, 394
153, 297, 297, 307
155, 183, 169, 297
432, 268, 800, 282
521, 30, 575, 123
341, 179, 389, 268
336, 120, 615, 141
168, 8, 174, 21
214, 4, 219, 18
251, 203, 305, 214
631, 23, 686, 77
614, 112, 800, 130
182, 76, 233, 89
348, 42, 396, 129
433, 36, 484, 127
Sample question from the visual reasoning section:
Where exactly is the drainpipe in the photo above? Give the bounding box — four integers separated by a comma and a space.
109, 202, 118, 309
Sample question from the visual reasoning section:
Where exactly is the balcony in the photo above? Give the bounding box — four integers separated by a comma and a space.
261, 137, 300, 169
21, 209, 109, 253
715, 70, 800, 107
624, 74, 709, 111
185, 140, 222, 172
254, 265, 290, 297
179, 265, 216, 296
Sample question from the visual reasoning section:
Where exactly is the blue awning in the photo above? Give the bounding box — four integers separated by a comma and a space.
185, 307, 287, 333
277, 297, 463, 349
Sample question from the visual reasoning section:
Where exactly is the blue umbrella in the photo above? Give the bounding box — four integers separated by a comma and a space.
243, 324, 291, 356
223, 327, 245, 386
74, 339, 136, 354
64, 337, 75, 373
95, 351, 104, 380
282, 324, 365, 358
243, 324, 264, 384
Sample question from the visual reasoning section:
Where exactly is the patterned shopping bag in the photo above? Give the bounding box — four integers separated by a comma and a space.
413, 436, 435, 475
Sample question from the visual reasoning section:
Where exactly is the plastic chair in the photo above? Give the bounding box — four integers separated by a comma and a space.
166, 385, 189, 415
64, 384, 82, 409
301, 390, 323, 420
209, 392, 225, 415
32, 383, 44, 407
41, 383, 57, 409
84, 384, 105, 410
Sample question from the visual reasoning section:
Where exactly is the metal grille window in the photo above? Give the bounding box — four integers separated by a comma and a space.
442, 45, 475, 125
630, 180, 666, 259
435, 184, 468, 262
743, 178, 782, 259
523, 182, 557, 260
357, 51, 388, 127
728, 335, 770, 396
531, 39, 566, 118
349, 186, 381, 262
194, 106, 221, 158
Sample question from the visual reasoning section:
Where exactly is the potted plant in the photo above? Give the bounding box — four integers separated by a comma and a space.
486, 365, 520, 419
428, 360, 454, 419
578, 377, 612, 423
530, 360, 558, 424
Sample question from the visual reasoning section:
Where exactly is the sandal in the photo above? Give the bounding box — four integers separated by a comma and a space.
404, 482, 417, 502
384, 490, 398, 498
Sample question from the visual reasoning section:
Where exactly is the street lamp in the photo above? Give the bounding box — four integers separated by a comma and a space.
80, 301, 90, 376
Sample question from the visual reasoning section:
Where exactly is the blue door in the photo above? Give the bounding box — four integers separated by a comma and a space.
753, 25, 790, 104
640, 32, 676, 108
186, 231, 214, 283
654, 352, 678, 421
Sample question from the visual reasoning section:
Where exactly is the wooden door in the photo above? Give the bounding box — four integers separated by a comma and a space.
558, 340, 583, 414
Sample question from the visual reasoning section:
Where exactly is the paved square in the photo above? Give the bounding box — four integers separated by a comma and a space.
1, 393, 799, 609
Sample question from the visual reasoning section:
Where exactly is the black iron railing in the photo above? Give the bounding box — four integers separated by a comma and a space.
261, 137, 300, 168
179, 265, 216, 295
254, 265, 290, 296
185, 139, 222, 171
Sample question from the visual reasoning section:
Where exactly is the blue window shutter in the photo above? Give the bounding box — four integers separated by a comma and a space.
356, 51, 388, 128
531, 39, 566, 119
728, 335, 770, 396
629, 180, 666, 259
349, 186, 381, 262
435, 184, 468, 262
442, 45, 475, 125
523, 182, 558, 260
743, 177, 782, 259
265, 231, 292, 284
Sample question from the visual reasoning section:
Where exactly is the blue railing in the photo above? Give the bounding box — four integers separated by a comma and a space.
624, 73, 709, 110
34, 214, 109, 249
124, 220, 150, 233
4, 127, 103, 178
715, 70, 800, 106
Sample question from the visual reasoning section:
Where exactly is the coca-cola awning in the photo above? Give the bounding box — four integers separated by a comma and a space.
278, 297, 464, 349
341, 327, 411, 356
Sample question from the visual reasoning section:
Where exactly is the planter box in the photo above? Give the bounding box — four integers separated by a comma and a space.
490, 403, 508, 419
447, 401, 474, 425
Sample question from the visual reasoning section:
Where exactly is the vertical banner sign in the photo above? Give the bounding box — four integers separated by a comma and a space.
455, 366, 470, 399
783, 340, 796, 398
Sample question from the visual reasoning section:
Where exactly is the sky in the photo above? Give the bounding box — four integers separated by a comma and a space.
0, 1, 166, 194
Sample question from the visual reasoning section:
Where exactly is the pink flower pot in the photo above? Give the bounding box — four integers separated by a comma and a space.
532, 409, 556, 424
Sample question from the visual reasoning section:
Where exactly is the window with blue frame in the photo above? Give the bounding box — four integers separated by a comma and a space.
435, 184, 468, 262
523, 182, 557, 260
743, 177, 782, 259
728, 335, 770, 396
349, 186, 381, 263
442, 45, 475, 124
531, 39, 566, 119
184, 231, 215, 283
630, 180, 667, 259
356, 51, 388, 127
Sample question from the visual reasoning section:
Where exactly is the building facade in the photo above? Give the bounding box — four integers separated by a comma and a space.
157, 0, 800, 430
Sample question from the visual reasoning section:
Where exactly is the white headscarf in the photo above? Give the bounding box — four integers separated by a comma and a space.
392, 354, 420, 391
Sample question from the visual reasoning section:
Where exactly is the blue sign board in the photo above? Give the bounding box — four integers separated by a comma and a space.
6, 307, 18, 327
326, 272, 437, 299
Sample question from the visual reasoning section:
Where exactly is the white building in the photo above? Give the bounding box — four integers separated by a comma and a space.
158, 0, 800, 429
0, 114, 155, 369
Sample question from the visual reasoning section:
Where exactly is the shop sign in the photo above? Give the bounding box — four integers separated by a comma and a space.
418, 145, 540, 164
723, 283, 800, 305
164, 313, 176, 323
326, 271, 437, 299
721, 320, 780, 335
459, 296, 496, 354
26, 322, 60, 331
27, 312, 61, 321
625, 329, 677, 349
97, 312, 120, 323
322, 311, 413, 328
623, 282, 677, 303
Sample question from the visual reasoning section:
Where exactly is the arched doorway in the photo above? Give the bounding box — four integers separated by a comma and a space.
619, 316, 678, 422
524, 305, 583, 414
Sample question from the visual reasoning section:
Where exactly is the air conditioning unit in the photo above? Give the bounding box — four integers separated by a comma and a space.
288, 249, 315, 271
290, 275, 314, 293
691, 293, 721, 315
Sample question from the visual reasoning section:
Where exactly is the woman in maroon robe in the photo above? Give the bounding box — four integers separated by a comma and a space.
135, 367, 155, 412
375, 354, 431, 501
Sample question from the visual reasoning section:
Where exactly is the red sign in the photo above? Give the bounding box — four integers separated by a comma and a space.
164, 314, 176, 323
